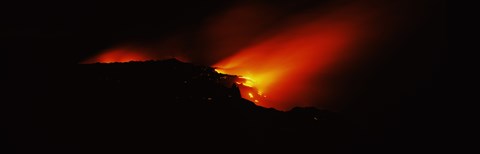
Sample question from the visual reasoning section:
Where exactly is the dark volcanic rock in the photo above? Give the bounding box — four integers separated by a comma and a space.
34, 59, 354, 153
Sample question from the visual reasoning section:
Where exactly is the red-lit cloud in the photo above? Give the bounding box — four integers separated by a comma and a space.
83, 1, 394, 110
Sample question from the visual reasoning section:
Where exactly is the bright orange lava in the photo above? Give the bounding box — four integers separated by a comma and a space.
83, 1, 385, 111
213, 5, 373, 110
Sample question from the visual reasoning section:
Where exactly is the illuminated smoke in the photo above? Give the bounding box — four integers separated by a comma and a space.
213, 3, 378, 110
83, 1, 392, 110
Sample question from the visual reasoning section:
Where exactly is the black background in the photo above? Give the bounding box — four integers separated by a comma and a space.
4, 0, 446, 153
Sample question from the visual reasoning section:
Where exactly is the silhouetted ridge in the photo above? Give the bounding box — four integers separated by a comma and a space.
34, 59, 355, 153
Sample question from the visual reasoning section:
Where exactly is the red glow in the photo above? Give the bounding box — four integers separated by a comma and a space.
84, 1, 389, 111
214, 4, 376, 110
82, 48, 152, 63
82, 44, 189, 64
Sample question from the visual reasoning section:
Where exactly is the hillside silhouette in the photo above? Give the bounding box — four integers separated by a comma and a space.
32, 59, 355, 153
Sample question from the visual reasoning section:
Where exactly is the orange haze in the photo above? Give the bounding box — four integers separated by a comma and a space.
83, 1, 390, 110
214, 4, 378, 110
82, 43, 189, 64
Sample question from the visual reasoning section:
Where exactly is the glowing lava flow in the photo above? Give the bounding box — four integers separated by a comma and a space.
215, 68, 267, 104
83, 1, 386, 111
213, 5, 374, 110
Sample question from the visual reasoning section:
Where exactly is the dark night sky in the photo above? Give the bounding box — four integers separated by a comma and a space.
4, 0, 445, 65
4, 0, 346, 65
4, 0, 446, 152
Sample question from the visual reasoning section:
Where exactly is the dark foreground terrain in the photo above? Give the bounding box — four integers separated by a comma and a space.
8, 59, 359, 153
